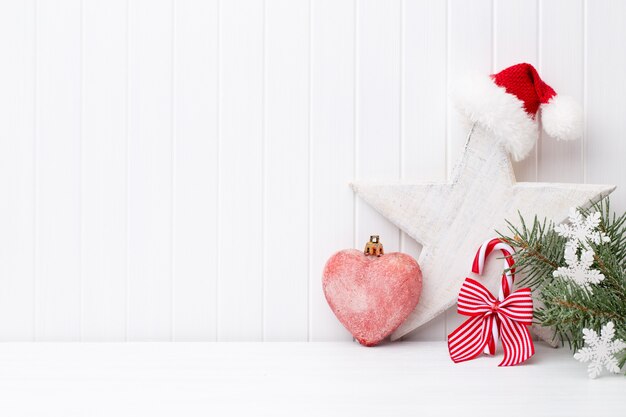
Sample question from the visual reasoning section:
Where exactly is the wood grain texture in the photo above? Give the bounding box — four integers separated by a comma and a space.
36, 0, 82, 341
81, 0, 127, 341
127, 0, 173, 341
0, 1, 35, 340
263, 0, 310, 341
0, 0, 622, 341
217, 0, 264, 341
172, 0, 219, 341
586, 0, 626, 214
356, 0, 402, 255
538, 0, 584, 183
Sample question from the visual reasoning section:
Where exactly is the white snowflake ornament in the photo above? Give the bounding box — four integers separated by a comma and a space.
574, 322, 626, 378
552, 247, 605, 292
555, 208, 610, 252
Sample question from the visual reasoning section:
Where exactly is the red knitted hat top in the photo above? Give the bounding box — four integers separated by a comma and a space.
491, 63, 556, 117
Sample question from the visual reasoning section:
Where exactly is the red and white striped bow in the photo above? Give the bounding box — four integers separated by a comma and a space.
448, 238, 535, 366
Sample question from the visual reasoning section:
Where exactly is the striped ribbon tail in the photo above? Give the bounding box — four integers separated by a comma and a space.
497, 288, 535, 367
448, 278, 496, 363
448, 314, 495, 364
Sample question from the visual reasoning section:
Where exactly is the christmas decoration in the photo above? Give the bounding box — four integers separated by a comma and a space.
555, 207, 610, 252
501, 200, 626, 376
363, 235, 384, 256
472, 238, 516, 354
551, 208, 608, 293
552, 246, 605, 293
455, 62, 583, 161
574, 322, 626, 379
351, 63, 615, 340
448, 238, 534, 366
322, 236, 422, 346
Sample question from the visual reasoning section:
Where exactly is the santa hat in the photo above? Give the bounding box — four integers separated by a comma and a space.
454, 63, 583, 161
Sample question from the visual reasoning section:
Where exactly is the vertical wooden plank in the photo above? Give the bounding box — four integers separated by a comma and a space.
494, 0, 538, 69
445, 0, 493, 336
401, 0, 447, 341
264, 0, 309, 341
356, 0, 401, 254
0, 1, 35, 340
586, 0, 626, 213
36, 0, 82, 341
218, 0, 264, 341
494, 0, 539, 182
128, 0, 173, 340
309, 0, 355, 341
81, 0, 127, 341
172, 0, 219, 341
447, 0, 493, 172
538, 0, 584, 183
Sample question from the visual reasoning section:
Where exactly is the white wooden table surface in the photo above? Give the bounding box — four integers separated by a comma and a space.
0, 342, 622, 416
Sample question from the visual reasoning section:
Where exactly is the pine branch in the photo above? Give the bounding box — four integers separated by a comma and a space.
550, 299, 621, 321
513, 236, 559, 269
500, 198, 626, 373
499, 213, 565, 289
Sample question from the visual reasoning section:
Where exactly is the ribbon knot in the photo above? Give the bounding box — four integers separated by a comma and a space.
448, 277, 535, 366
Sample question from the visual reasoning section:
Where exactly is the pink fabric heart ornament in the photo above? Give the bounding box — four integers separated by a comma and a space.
322, 247, 422, 346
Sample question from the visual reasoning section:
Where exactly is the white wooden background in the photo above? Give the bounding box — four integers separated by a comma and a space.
0, 0, 624, 342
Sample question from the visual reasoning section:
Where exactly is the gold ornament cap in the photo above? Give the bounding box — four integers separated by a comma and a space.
364, 235, 384, 257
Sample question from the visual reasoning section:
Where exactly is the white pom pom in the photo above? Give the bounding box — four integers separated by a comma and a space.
541, 95, 583, 141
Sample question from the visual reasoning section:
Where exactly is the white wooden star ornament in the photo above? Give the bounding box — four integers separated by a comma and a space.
351, 63, 616, 340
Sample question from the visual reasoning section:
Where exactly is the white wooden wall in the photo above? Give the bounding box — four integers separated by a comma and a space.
0, 0, 624, 342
